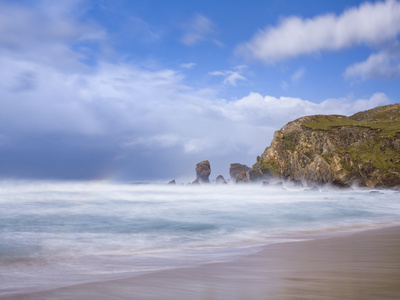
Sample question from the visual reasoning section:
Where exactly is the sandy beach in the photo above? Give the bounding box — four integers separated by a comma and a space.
4, 225, 400, 300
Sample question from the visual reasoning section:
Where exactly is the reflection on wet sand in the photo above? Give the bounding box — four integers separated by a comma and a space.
5, 226, 400, 300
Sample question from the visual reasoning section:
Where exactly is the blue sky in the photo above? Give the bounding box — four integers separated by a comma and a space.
0, 0, 399, 182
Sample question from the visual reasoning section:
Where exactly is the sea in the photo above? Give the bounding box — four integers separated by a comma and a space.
1, 180, 400, 297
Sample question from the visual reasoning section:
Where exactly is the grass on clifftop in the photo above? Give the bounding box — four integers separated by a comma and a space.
302, 115, 400, 138
302, 111, 400, 173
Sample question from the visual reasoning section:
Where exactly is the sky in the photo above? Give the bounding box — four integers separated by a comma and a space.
0, 0, 399, 182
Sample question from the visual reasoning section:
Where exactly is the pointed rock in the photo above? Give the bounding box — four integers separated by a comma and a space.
216, 175, 227, 184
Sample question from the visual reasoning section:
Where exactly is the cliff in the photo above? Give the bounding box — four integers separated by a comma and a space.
250, 104, 400, 188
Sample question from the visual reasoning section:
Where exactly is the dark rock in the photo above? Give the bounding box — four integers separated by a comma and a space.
392, 139, 400, 152
193, 160, 211, 184
380, 145, 386, 154
262, 181, 270, 186
191, 179, 200, 185
230, 163, 250, 183
168, 180, 176, 185
290, 179, 303, 188
330, 180, 351, 189
216, 175, 227, 184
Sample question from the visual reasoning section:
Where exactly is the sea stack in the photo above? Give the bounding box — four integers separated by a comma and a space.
229, 163, 250, 183
193, 160, 211, 184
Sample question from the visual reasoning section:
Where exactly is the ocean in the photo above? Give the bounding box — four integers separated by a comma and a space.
1, 180, 399, 297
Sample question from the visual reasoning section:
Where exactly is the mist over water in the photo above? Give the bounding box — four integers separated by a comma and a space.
1, 180, 400, 296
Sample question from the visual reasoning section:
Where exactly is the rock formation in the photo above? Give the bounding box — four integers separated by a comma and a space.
193, 160, 211, 184
235, 171, 250, 184
229, 163, 250, 183
216, 175, 227, 184
250, 104, 400, 189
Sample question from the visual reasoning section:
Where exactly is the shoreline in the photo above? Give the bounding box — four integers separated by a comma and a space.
4, 225, 400, 300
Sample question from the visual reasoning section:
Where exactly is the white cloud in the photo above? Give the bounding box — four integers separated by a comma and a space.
0, 0, 395, 180
291, 67, 306, 82
220, 92, 390, 125
1, 41, 389, 165
0, 51, 392, 178
344, 49, 400, 79
236, 0, 400, 63
210, 66, 247, 86
0, 0, 105, 66
224, 72, 246, 86
180, 62, 197, 69
123, 134, 180, 149
180, 14, 221, 46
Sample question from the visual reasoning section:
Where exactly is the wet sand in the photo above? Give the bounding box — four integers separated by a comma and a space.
4, 226, 400, 300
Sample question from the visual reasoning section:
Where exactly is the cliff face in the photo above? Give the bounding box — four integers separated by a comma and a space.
250, 104, 400, 188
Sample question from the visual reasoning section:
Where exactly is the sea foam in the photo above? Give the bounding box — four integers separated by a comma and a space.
0, 181, 399, 295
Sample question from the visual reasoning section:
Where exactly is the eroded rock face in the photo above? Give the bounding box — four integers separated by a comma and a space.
229, 163, 250, 183
194, 160, 211, 184
235, 171, 250, 184
250, 104, 400, 189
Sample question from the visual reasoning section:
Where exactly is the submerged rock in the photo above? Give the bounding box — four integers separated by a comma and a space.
289, 179, 303, 188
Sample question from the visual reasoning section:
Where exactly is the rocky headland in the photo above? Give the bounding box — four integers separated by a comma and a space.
249, 104, 400, 189
170, 104, 400, 189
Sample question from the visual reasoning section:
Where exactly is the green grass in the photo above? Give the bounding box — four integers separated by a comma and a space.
260, 161, 280, 175
302, 115, 400, 138
301, 112, 400, 173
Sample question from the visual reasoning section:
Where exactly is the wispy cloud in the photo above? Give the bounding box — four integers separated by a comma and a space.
291, 67, 306, 82
180, 14, 222, 46
129, 17, 162, 42
210, 66, 247, 86
281, 67, 306, 90
180, 62, 197, 69
236, 0, 400, 63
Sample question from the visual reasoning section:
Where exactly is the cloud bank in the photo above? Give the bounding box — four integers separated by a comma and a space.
0, 52, 390, 179
0, 0, 394, 181
236, 0, 400, 63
